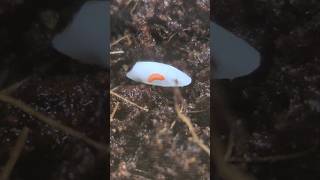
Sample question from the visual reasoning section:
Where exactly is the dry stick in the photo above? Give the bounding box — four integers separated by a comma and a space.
111, 35, 131, 47
130, 0, 139, 16
228, 144, 317, 163
213, 135, 256, 180
0, 94, 108, 152
173, 88, 210, 156
0, 77, 30, 94
174, 104, 210, 156
125, 0, 134, 6
188, 109, 208, 114
0, 127, 29, 180
110, 50, 125, 55
110, 91, 149, 112
111, 85, 121, 92
110, 102, 120, 122
224, 128, 235, 161
166, 32, 177, 43
212, 88, 256, 180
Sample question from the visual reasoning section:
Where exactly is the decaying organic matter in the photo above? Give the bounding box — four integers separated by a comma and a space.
110, 0, 210, 179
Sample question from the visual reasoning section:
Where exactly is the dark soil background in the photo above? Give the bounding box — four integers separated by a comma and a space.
110, 0, 210, 179
213, 0, 320, 179
0, 1, 107, 180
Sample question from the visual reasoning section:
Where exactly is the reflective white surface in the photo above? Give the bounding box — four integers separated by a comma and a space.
127, 61, 192, 87
52, 0, 109, 68
211, 22, 260, 79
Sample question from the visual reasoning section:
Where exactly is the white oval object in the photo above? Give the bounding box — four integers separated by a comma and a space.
126, 61, 192, 87
52, 1, 109, 68
211, 22, 260, 79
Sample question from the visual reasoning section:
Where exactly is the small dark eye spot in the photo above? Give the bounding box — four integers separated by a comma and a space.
174, 79, 179, 85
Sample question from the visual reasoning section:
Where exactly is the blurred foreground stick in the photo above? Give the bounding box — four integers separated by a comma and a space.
212, 135, 256, 180
0, 93, 108, 153
0, 127, 29, 180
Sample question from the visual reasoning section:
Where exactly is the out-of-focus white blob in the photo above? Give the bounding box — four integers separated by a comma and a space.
211, 22, 260, 79
126, 61, 192, 87
52, 1, 109, 68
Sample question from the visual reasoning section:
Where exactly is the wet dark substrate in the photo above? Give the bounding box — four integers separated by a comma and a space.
0, 1, 107, 180
110, 0, 210, 179
213, 0, 320, 179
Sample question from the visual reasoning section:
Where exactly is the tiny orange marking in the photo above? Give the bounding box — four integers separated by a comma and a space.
147, 73, 165, 83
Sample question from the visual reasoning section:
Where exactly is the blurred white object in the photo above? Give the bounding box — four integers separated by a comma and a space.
126, 61, 192, 87
52, 0, 109, 68
211, 22, 260, 79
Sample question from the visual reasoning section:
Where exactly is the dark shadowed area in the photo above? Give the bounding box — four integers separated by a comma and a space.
0, 1, 107, 179
213, 0, 320, 179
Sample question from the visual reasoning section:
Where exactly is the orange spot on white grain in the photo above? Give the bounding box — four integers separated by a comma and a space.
147, 73, 165, 83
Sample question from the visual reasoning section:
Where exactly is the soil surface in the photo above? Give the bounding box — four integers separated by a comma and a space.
110, 0, 210, 179
213, 0, 320, 179
0, 1, 107, 180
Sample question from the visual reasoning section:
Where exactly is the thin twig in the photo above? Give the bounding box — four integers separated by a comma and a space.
228, 145, 318, 163
0, 93, 108, 152
188, 109, 208, 114
111, 86, 121, 92
125, 0, 134, 6
0, 127, 29, 180
130, 0, 139, 16
165, 32, 177, 43
111, 35, 131, 47
170, 120, 176, 129
110, 50, 125, 55
173, 88, 210, 156
224, 128, 235, 161
0, 77, 30, 94
110, 91, 148, 112
213, 135, 256, 180
110, 102, 120, 122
